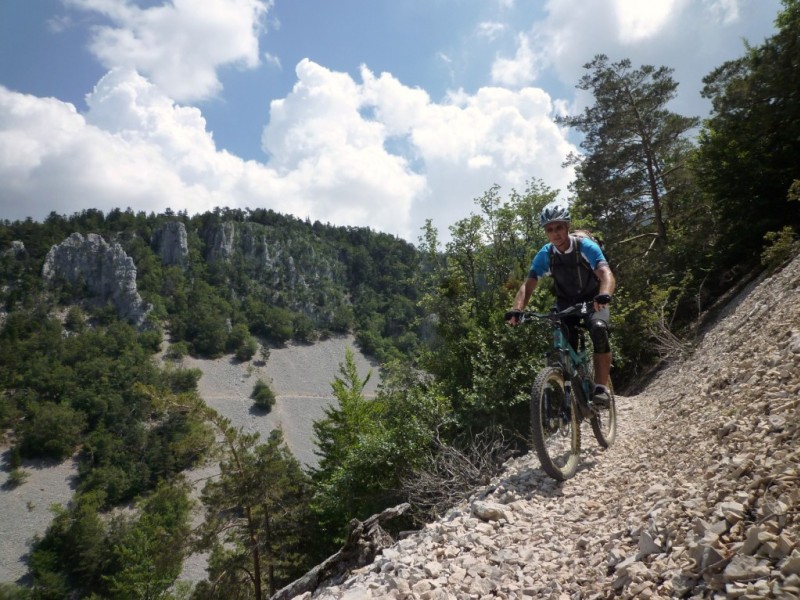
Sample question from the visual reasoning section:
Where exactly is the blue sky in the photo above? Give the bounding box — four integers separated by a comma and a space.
0, 0, 782, 242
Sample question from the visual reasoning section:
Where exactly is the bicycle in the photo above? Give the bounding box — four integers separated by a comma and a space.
513, 302, 617, 480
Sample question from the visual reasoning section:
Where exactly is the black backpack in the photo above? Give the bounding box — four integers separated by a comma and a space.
546, 230, 613, 302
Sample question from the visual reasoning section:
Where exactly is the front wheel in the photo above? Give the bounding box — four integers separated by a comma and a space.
530, 366, 580, 480
591, 377, 617, 448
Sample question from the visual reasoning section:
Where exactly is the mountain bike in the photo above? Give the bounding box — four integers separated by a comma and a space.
516, 302, 617, 480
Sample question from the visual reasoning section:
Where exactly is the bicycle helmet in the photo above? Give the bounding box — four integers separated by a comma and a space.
539, 201, 571, 226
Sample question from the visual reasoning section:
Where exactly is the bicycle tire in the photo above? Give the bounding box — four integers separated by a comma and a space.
530, 366, 581, 480
590, 377, 617, 448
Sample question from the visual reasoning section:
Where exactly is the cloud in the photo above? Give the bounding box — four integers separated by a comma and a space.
263, 52, 281, 70
0, 60, 576, 241
491, 33, 539, 87
64, 0, 271, 102
491, 0, 779, 119
477, 21, 507, 41
612, 0, 682, 44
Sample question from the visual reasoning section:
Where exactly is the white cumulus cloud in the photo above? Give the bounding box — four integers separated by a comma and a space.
0, 60, 577, 241
64, 0, 271, 102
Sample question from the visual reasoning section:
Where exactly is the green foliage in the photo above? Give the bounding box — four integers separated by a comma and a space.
0, 583, 32, 599
250, 379, 276, 412
229, 323, 258, 361
695, 0, 800, 273
559, 54, 699, 246
417, 181, 554, 432
6, 467, 29, 489
29, 482, 192, 599
762, 227, 800, 272
64, 306, 87, 333
165, 341, 190, 360
19, 402, 86, 460
198, 417, 315, 599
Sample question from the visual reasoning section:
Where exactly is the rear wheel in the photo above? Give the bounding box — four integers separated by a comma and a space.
591, 376, 617, 448
530, 366, 580, 480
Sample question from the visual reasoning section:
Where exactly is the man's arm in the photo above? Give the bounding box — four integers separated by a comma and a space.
507, 277, 538, 325
593, 265, 615, 310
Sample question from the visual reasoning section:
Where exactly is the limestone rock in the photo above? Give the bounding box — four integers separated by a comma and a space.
42, 232, 151, 327
151, 220, 189, 268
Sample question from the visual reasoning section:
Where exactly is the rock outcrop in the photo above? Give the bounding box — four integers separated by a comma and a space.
282, 252, 800, 600
42, 233, 151, 327
151, 220, 189, 268
203, 221, 340, 285
3, 240, 28, 260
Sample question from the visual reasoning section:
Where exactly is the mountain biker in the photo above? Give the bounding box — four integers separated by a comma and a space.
506, 200, 616, 406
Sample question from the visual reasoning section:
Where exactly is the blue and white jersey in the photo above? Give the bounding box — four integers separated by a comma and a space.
528, 235, 608, 304
528, 235, 607, 279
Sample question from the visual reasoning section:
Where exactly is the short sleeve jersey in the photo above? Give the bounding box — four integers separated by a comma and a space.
528, 236, 607, 280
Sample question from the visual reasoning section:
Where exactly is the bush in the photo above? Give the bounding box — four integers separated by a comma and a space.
64, 306, 86, 333
235, 335, 258, 362
165, 341, 190, 360
250, 379, 276, 412
228, 323, 258, 362
138, 329, 163, 353
6, 468, 29, 489
20, 402, 86, 460
761, 226, 799, 272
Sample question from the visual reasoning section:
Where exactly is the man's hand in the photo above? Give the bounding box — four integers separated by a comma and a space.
505, 309, 523, 326
593, 293, 612, 312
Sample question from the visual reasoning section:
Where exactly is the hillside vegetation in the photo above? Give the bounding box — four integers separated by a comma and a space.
0, 2, 799, 598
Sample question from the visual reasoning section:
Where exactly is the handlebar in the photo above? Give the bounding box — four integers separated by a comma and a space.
506, 301, 594, 325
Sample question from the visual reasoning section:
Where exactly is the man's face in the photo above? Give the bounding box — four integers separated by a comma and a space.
544, 221, 569, 249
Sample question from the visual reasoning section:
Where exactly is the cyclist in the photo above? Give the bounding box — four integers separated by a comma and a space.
506, 201, 616, 406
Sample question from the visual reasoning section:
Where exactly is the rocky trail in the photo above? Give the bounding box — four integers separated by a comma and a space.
288, 253, 800, 600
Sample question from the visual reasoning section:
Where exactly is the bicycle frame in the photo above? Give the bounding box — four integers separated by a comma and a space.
523, 302, 595, 413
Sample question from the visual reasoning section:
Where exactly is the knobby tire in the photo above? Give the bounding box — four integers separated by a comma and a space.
530, 366, 580, 480
590, 377, 617, 448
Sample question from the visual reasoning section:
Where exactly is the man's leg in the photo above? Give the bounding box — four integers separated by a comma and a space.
593, 351, 611, 388
589, 307, 612, 405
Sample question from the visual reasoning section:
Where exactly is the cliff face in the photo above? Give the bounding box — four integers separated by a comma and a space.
204, 221, 340, 284
151, 220, 189, 268
289, 252, 800, 600
201, 221, 346, 319
42, 233, 151, 327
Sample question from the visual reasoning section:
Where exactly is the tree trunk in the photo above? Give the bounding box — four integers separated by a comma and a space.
270, 503, 410, 600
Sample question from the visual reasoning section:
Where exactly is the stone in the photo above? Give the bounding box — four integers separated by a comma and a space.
151, 220, 189, 268
42, 232, 151, 326
472, 501, 509, 523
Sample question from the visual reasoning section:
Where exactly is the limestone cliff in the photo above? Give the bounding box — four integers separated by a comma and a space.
42, 233, 151, 327
151, 220, 189, 268
201, 220, 346, 319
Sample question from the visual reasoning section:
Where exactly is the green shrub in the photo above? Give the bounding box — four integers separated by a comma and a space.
6, 468, 29, 488
250, 379, 276, 412
64, 306, 86, 333
762, 226, 799, 272
138, 328, 163, 353
20, 402, 86, 460
165, 341, 190, 360
235, 335, 258, 362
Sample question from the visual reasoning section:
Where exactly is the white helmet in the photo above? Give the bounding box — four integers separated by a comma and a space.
539, 201, 571, 226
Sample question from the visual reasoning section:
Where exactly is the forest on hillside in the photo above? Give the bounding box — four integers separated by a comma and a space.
0, 2, 798, 598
